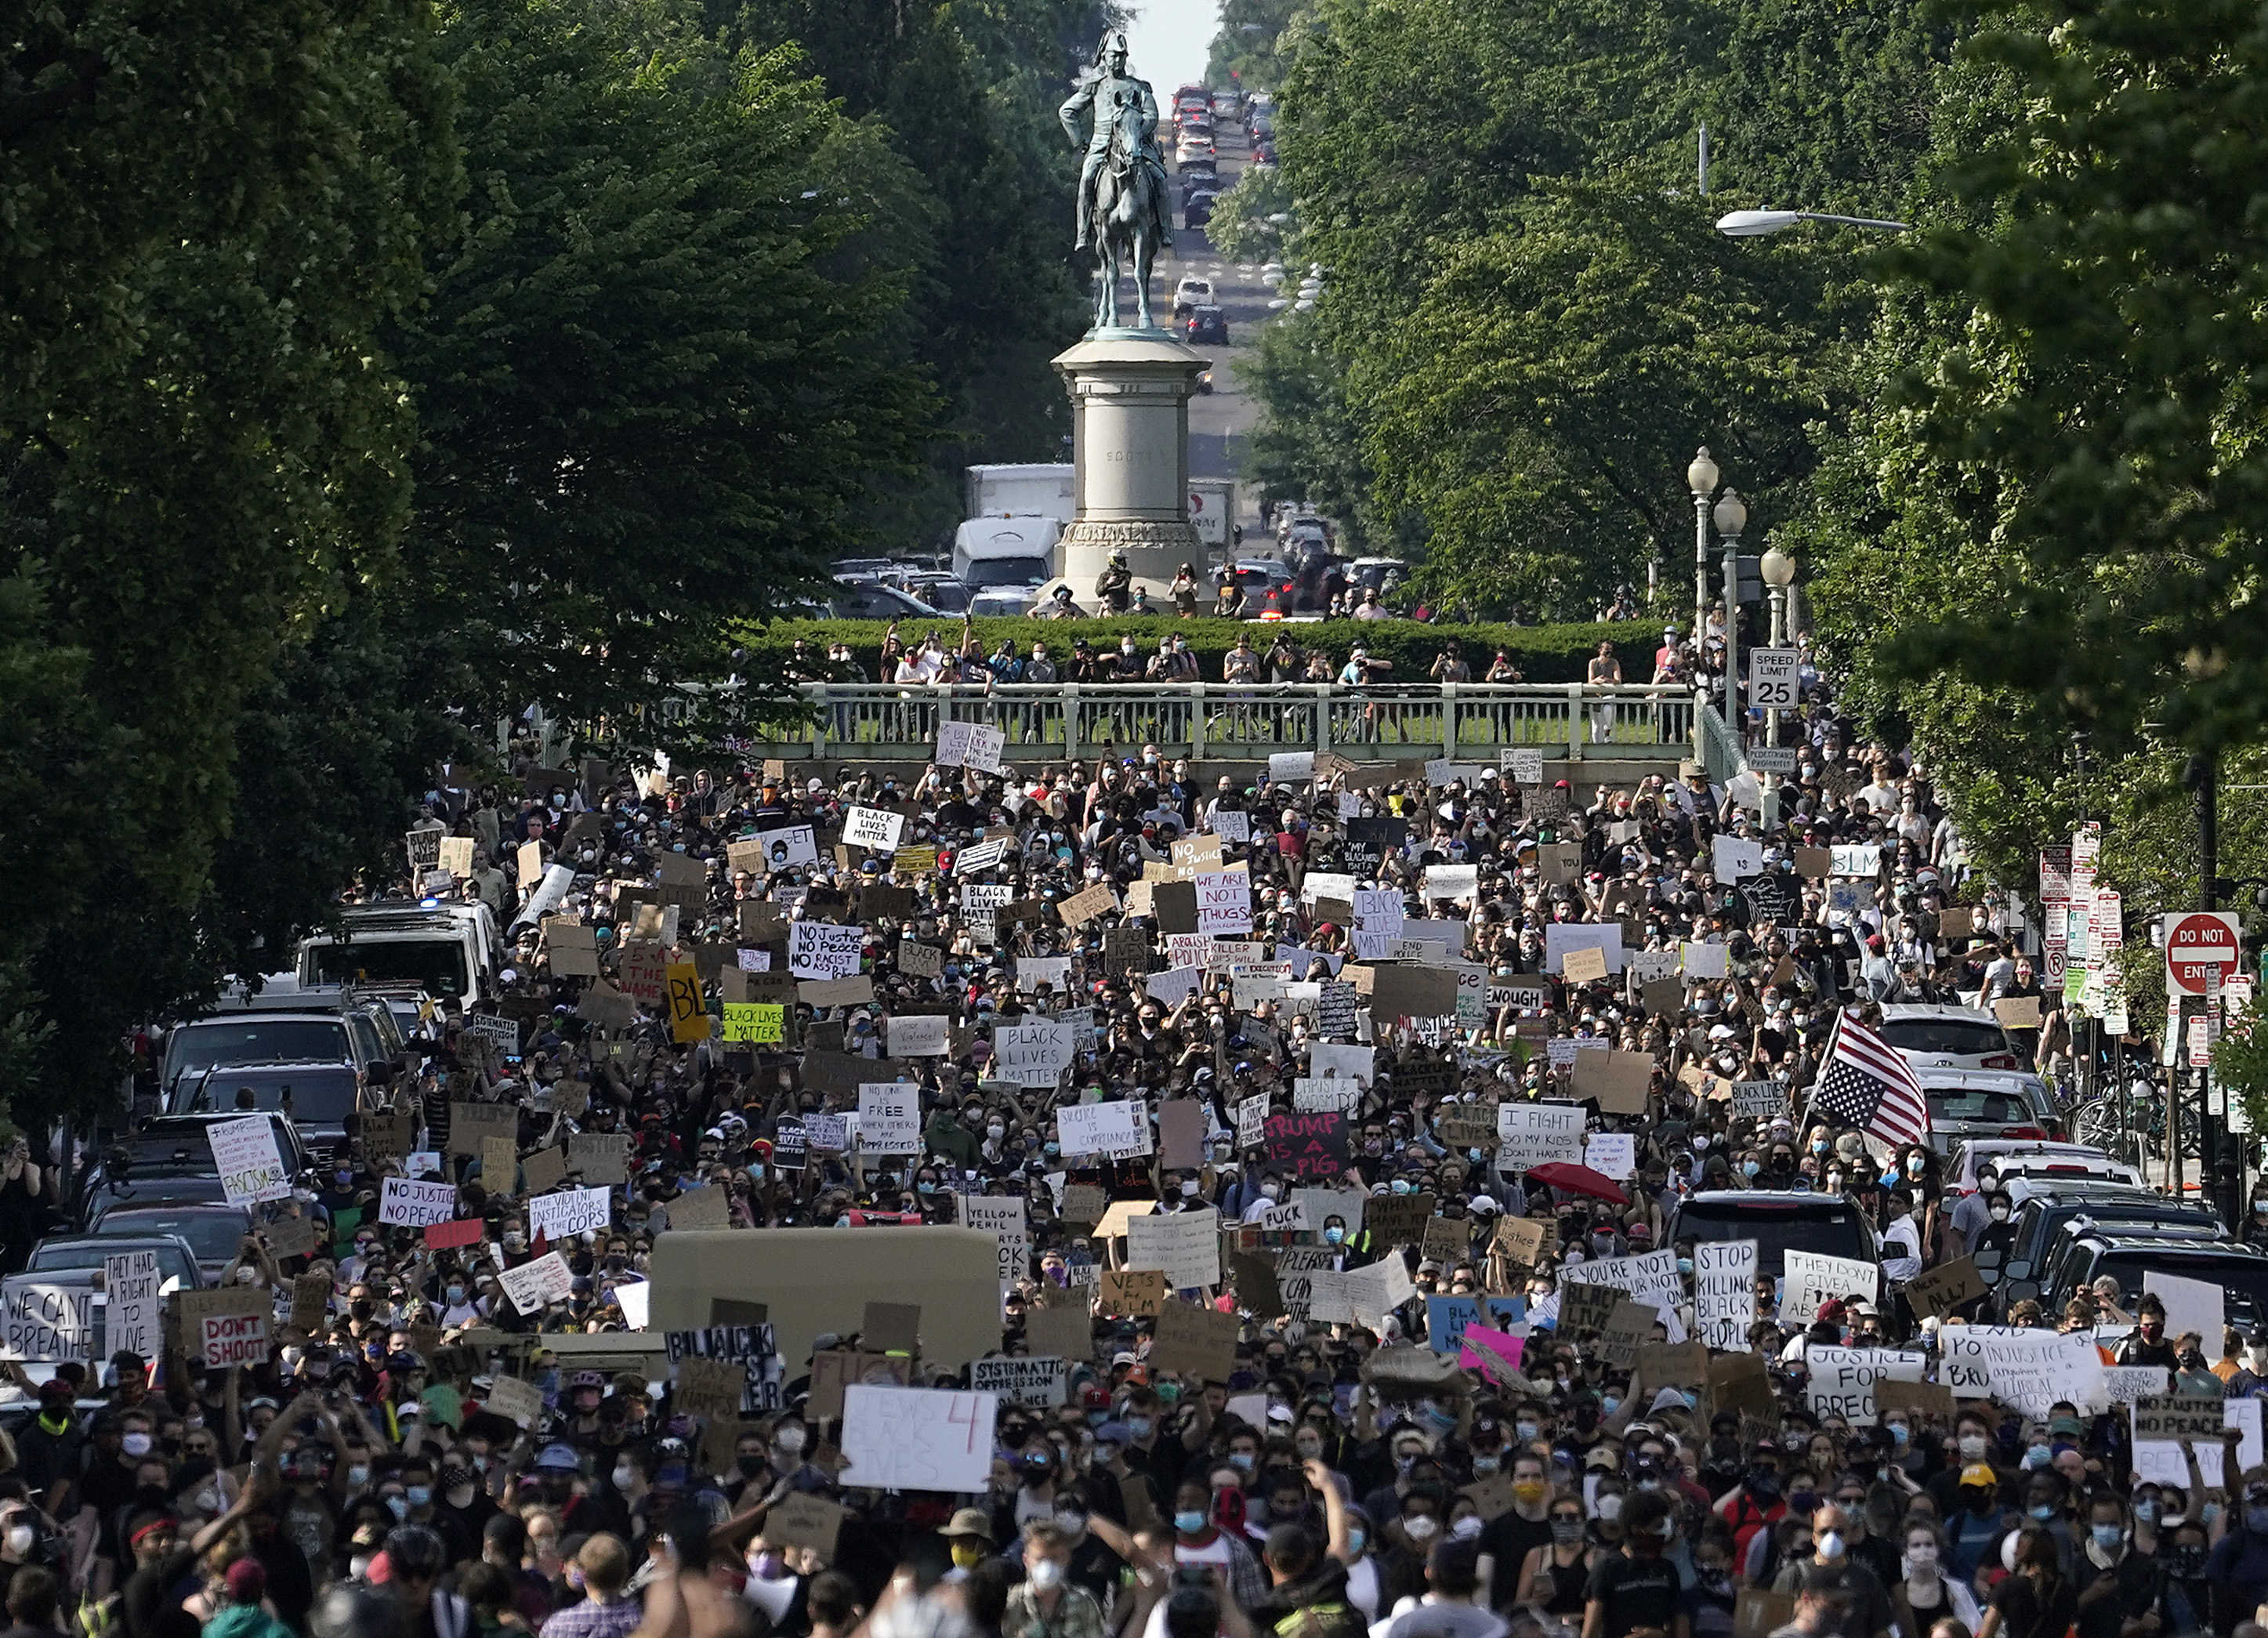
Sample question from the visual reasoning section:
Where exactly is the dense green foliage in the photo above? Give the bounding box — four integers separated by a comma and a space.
1224, 0, 1961, 614
0, 0, 1101, 1125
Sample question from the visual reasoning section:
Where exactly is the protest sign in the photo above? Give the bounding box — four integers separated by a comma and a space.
208, 1115, 292, 1205
178, 1287, 270, 1369
1783, 1249, 1879, 1316
1709, 1353, 1776, 1419
1600, 1300, 1656, 1367
1264, 1111, 1348, 1177
424, 1218, 485, 1250
1905, 1257, 1986, 1321
1059, 1100, 1149, 1160
2144, 1271, 2225, 1344
1694, 1241, 1758, 1350
671, 1187, 730, 1231
447, 1100, 515, 1158
1729, 1081, 1782, 1120
1493, 1216, 1547, 1267
935, 722, 1006, 773
842, 805, 906, 851
1126, 1208, 1222, 1289
496, 1252, 574, 1316
1583, 1132, 1636, 1179
1342, 1255, 1416, 1331
961, 1196, 1029, 1291
857, 1085, 922, 1154
0, 1281, 91, 1363
2132, 1396, 2226, 1442
886, 1015, 950, 1057
1495, 1103, 1585, 1170
379, 1176, 458, 1227
1096, 1267, 1168, 1317
1582, 1248, 1684, 1310
994, 1021, 1075, 1088
521, 1147, 567, 1195
1364, 1192, 1435, 1247
839, 1384, 998, 1491
1570, 1049, 1652, 1113
1424, 1296, 1524, 1356
567, 1132, 630, 1187
790, 922, 865, 980
105, 1252, 161, 1358
1806, 1346, 1926, 1422
528, 1187, 613, 1241
1558, 1281, 1622, 1337
1150, 1300, 1241, 1381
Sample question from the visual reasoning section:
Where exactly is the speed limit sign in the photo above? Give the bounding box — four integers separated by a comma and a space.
1748, 647, 1800, 709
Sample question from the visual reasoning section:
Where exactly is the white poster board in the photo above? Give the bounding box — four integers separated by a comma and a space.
840, 1384, 998, 1491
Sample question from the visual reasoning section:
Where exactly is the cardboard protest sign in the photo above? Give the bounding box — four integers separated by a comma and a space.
1904, 1257, 1986, 1321
1806, 1345, 1926, 1422
567, 1132, 631, 1187
1737, 1591, 1797, 1638
1783, 1249, 1879, 1315
447, 1100, 516, 1158
1875, 1379, 1957, 1418
861, 1302, 922, 1354
177, 1287, 269, 1369
1024, 1303, 1096, 1363
2133, 1396, 2226, 1441
104, 1252, 161, 1358
1096, 1268, 1168, 1317
1126, 1209, 1222, 1289
496, 1252, 574, 1316
1150, 1300, 1241, 1382
1709, 1353, 1776, 1419
1694, 1241, 1758, 1350
1557, 1281, 1623, 1337
0, 1281, 92, 1363
1571, 1049, 1653, 1113
1600, 1299, 1657, 1367
527, 1187, 611, 1241
485, 1375, 545, 1429
763, 1492, 846, 1556
671, 1187, 730, 1230
521, 1146, 567, 1195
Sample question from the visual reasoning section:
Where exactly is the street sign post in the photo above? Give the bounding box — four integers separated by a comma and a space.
1748, 648, 1800, 711
2163, 911, 2244, 996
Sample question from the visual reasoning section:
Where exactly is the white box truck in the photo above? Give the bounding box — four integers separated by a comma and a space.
965, 463, 1075, 525
952, 514, 1062, 614
1187, 479, 1235, 551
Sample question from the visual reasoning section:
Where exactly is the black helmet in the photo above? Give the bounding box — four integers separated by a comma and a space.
383, 1524, 447, 1579
310, 1586, 405, 1638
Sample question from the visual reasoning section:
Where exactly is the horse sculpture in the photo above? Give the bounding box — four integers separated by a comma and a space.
1089, 92, 1168, 331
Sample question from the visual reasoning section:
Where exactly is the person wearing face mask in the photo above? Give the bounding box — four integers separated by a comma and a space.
2070, 1495, 2163, 1638
1768, 1502, 1896, 1638
1977, 1527, 2076, 1638
1002, 1519, 1106, 1638
1680, 1522, 1741, 1638
120, 1485, 265, 1638
2202, 1475, 2268, 1632
1520, 1496, 1597, 1617
1929, 1415, 2011, 1519
1582, 1488, 1683, 1638
1893, 1518, 1981, 1638
1481, 1450, 1556, 1608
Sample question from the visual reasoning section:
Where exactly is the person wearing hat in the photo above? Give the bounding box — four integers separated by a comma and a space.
940, 1508, 995, 1576
202, 1555, 293, 1638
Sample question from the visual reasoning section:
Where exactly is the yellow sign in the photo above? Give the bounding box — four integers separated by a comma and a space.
665, 962, 708, 1043
722, 1002, 784, 1043
893, 846, 939, 877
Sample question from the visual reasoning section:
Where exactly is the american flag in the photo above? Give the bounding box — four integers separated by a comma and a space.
1811, 1014, 1932, 1147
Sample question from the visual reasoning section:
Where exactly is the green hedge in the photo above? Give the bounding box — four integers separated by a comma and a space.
737, 618, 1653, 687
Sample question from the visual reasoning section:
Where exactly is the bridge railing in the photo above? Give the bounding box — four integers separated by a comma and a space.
693, 682, 1697, 764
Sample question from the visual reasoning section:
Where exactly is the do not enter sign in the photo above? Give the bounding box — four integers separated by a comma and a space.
2164, 910, 2244, 995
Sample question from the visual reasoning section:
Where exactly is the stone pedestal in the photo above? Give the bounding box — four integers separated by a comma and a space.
1053, 328, 1211, 601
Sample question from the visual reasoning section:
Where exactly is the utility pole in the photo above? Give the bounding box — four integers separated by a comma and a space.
2196, 752, 2226, 1221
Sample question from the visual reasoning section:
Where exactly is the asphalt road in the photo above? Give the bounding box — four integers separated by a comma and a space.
1169, 118, 1270, 513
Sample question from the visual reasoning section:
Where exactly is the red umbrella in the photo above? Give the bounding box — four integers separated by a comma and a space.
1522, 1161, 1629, 1205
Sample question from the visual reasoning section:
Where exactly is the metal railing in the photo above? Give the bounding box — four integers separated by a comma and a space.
716, 683, 1696, 763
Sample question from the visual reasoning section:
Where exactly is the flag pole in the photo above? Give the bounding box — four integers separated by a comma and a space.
1799, 1008, 1843, 1137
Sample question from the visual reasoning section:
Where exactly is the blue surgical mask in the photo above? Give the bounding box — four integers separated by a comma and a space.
1126, 1417, 1153, 1440
1392, 1180, 1412, 1196
1742, 1161, 1760, 1179
1676, 1258, 1693, 1276
1174, 1510, 1207, 1535
1601, 1397, 1620, 1417
1346, 1528, 1366, 1555
2030, 1504, 2056, 1522
2092, 1525, 2125, 1549
1324, 1226, 1346, 1245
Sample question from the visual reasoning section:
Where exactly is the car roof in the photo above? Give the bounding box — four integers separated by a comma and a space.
1676, 1189, 1860, 1209
1193, 305, 1224, 316
2005, 1176, 2189, 1206
1913, 1066, 2047, 1092
1879, 1002, 2000, 1024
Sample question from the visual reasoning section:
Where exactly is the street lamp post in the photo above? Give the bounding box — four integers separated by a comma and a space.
1714, 209, 1912, 237
1687, 444, 1719, 650
1714, 487, 1748, 736
1759, 543, 1795, 781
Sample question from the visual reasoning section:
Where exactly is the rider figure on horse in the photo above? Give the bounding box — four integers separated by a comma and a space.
1060, 30, 1172, 257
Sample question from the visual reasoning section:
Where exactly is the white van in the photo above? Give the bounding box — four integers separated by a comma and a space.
951, 515, 1061, 613
297, 902, 505, 1006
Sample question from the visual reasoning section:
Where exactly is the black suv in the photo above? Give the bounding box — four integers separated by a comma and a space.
1665, 1188, 1882, 1277
2041, 1233, 2268, 1330
1991, 1182, 2220, 1313
75, 1114, 314, 1229
1185, 306, 1230, 345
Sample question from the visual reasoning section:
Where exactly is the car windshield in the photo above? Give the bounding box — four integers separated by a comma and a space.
92, 1211, 247, 1264
166, 1020, 349, 1082
175, 1070, 357, 1122
29, 1240, 199, 1289
1880, 1019, 2007, 1056
1674, 1200, 1870, 1274
962, 558, 1049, 589
915, 581, 971, 612
2097, 1252, 2268, 1319
307, 939, 468, 997
1926, 1089, 2033, 1124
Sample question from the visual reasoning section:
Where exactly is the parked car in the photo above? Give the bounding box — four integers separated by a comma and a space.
1173, 277, 1215, 316
83, 1205, 259, 1287
1184, 306, 1230, 345
1878, 1002, 2023, 1070
27, 1233, 203, 1293
161, 992, 403, 1098
1947, 1137, 2139, 1195
1667, 1189, 1885, 1281
76, 1114, 313, 1230
2041, 1234, 2268, 1331
819, 577, 942, 620
969, 585, 1038, 618
882, 570, 973, 614
1914, 1066, 2061, 1153
167, 1060, 362, 1169
1991, 1183, 2223, 1313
